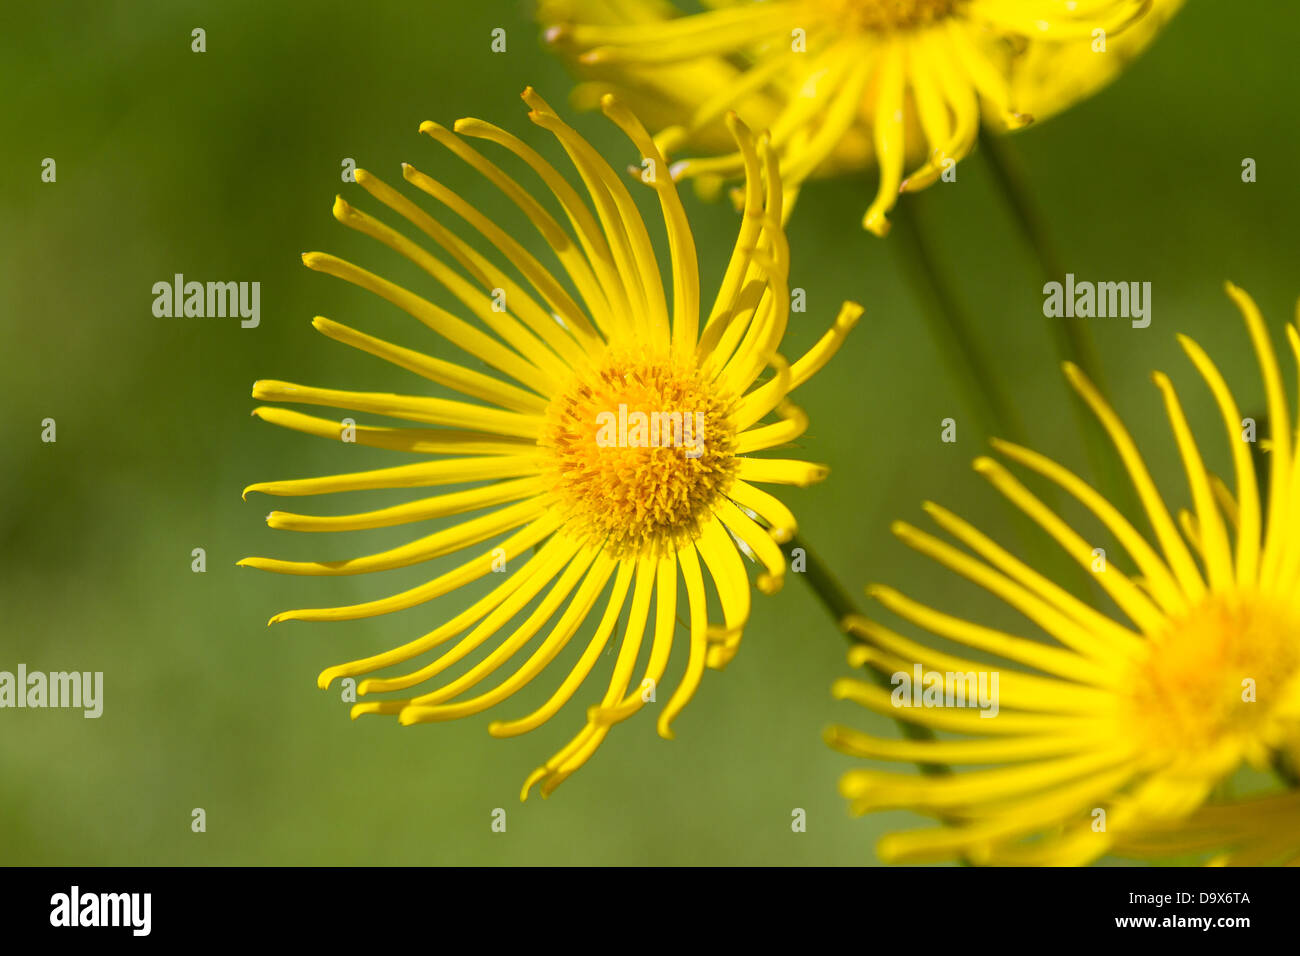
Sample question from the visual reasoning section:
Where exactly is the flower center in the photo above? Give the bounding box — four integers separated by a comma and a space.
1124, 594, 1300, 762
811, 0, 963, 33
541, 353, 739, 556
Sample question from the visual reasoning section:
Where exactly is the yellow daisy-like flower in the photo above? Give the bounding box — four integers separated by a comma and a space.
542, 0, 1181, 235
826, 284, 1300, 864
241, 89, 859, 798
1114, 790, 1300, 866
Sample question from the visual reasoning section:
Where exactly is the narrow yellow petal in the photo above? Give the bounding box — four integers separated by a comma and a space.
832, 676, 1097, 735
735, 457, 828, 487
712, 495, 786, 594
332, 187, 588, 379
251, 379, 542, 438
302, 251, 556, 395
489, 558, 635, 737
867, 582, 1124, 687
418, 121, 611, 343
725, 479, 798, 544
400, 551, 617, 722
240, 497, 549, 576
600, 94, 700, 355
286, 514, 561, 624
657, 541, 709, 738
250, 405, 534, 457
919, 498, 1144, 658
891, 519, 1128, 661
862, 39, 906, 236
1152, 370, 1235, 591
1063, 362, 1206, 603
267, 477, 545, 532
242, 454, 541, 499
1228, 282, 1292, 588
733, 400, 807, 455
989, 438, 1181, 626
1176, 333, 1262, 587
311, 315, 547, 415
315, 529, 573, 684
453, 115, 632, 342
591, 548, 678, 724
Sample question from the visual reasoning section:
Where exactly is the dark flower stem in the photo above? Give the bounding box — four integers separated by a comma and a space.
784, 534, 950, 777
793, 535, 982, 863
978, 128, 1145, 526
890, 196, 1028, 449
890, 194, 1084, 592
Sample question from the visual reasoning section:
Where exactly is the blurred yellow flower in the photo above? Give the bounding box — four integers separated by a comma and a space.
542, 0, 1182, 234
827, 284, 1300, 864
1115, 789, 1300, 866
242, 90, 859, 798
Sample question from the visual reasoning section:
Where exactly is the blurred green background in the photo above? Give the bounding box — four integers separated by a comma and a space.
1, 0, 1296, 865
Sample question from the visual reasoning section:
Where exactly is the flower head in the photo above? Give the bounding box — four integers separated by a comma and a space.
242, 89, 858, 797
542, 0, 1182, 235
827, 285, 1300, 864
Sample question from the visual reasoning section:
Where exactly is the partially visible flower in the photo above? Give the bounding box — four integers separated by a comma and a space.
1007, 0, 1183, 123
242, 89, 859, 797
827, 284, 1300, 864
1114, 790, 1300, 866
542, 0, 1182, 235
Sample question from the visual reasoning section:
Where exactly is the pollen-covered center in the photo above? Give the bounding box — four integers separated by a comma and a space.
541, 354, 739, 556
1125, 595, 1300, 759
812, 0, 963, 32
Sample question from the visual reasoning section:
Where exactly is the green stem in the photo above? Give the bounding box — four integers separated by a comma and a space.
891, 195, 1084, 592
791, 535, 977, 864
891, 196, 1028, 449
785, 534, 949, 777
977, 130, 1101, 379
978, 128, 1145, 532
1272, 752, 1300, 789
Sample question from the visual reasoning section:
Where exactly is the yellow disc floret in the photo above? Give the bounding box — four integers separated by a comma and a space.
1125, 595, 1300, 769
542, 352, 739, 557
809, 0, 964, 33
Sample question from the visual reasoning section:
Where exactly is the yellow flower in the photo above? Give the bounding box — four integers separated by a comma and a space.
542, 0, 1182, 235
241, 89, 859, 798
826, 284, 1300, 864
1114, 789, 1300, 866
